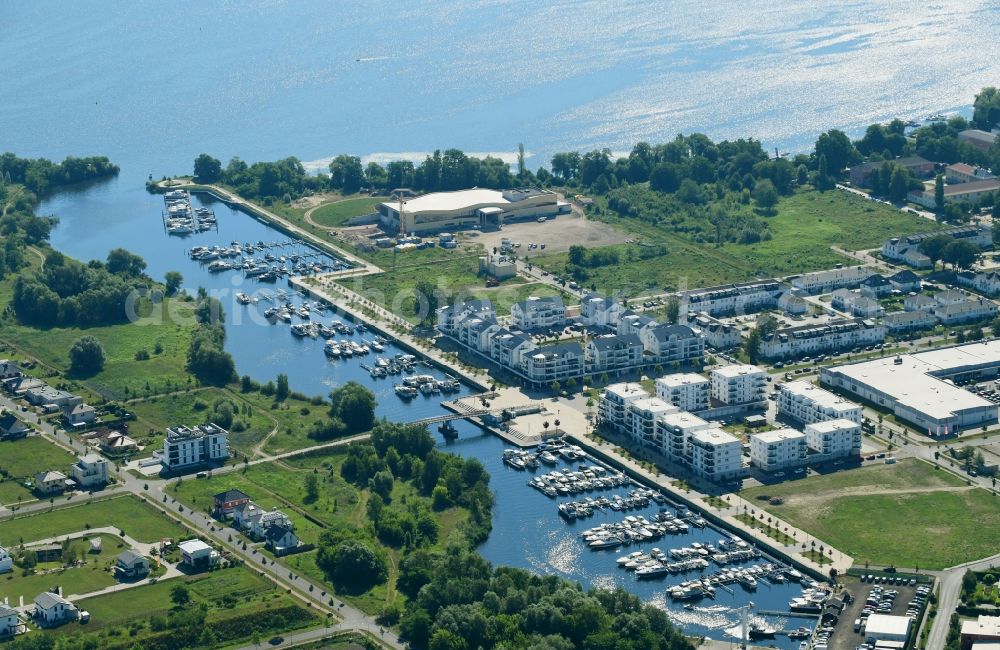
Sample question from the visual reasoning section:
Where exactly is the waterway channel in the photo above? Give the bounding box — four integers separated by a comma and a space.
41, 187, 811, 647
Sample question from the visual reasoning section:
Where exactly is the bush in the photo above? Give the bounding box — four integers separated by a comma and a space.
69, 335, 106, 376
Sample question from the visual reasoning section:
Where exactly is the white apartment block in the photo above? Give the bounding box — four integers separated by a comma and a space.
162, 424, 229, 471
680, 280, 783, 317
436, 299, 494, 335
599, 384, 649, 430
759, 318, 885, 360
777, 381, 862, 425
688, 428, 743, 482
640, 324, 705, 366
790, 266, 875, 294
804, 418, 862, 458
655, 373, 710, 412
585, 334, 644, 375
521, 342, 583, 385
580, 294, 624, 327
710, 364, 766, 406
511, 296, 566, 330
627, 397, 678, 450
750, 428, 807, 471
686, 312, 742, 350
655, 411, 710, 464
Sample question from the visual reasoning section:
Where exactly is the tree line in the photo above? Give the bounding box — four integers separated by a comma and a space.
0, 152, 119, 195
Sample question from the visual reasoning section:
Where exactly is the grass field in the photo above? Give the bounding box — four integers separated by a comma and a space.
0, 496, 188, 546
310, 197, 383, 228
0, 298, 197, 401
741, 460, 996, 569
0, 534, 128, 602
53, 566, 318, 649
532, 189, 942, 296
0, 436, 77, 504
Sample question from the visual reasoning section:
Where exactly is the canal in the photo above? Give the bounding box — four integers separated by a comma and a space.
41, 182, 812, 647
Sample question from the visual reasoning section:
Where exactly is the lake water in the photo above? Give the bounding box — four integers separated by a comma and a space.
7, 1, 994, 643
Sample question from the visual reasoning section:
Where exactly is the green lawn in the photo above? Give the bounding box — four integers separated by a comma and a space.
0, 298, 197, 401
1, 562, 118, 603
533, 189, 942, 296
0, 436, 77, 498
53, 566, 319, 649
0, 496, 188, 546
310, 197, 383, 228
741, 460, 995, 569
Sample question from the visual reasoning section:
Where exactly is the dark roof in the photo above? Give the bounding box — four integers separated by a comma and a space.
589, 334, 642, 351
214, 488, 250, 503
116, 550, 146, 566
533, 342, 583, 357
649, 324, 697, 342
496, 332, 532, 350
34, 591, 68, 609
264, 525, 295, 543
0, 413, 25, 431
861, 274, 889, 286
889, 270, 920, 283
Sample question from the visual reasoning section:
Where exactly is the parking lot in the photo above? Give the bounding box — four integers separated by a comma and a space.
828, 574, 928, 650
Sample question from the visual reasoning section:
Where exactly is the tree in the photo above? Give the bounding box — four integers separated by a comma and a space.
328, 155, 365, 194
316, 539, 388, 592
665, 296, 680, 324
69, 336, 105, 376
935, 173, 946, 215
170, 583, 191, 607
193, 154, 222, 183
942, 240, 980, 269
304, 473, 319, 504
164, 271, 183, 296
413, 280, 439, 328
888, 166, 909, 203
815, 153, 831, 191
814, 129, 860, 173
275, 373, 289, 401
973, 87, 1000, 131
329, 381, 376, 435
365, 162, 388, 189
649, 162, 680, 193
919, 234, 953, 267
106, 248, 146, 276
752, 179, 779, 210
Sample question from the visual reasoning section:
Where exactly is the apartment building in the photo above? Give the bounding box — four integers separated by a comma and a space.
933, 297, 998, 326
688, 428, 743, 482
883, 225, 991, 268
680, 280, 783, 317
511, 295, 566, 330
580, 294, 624, 328
790, 266, 875, 294
627, 397, 677, 450
436, 299, 494, 335
804, 418, 862, 458
955, 270, 1000, 297
710, 364, 766, 406
655, 411, 710, 465
655, 373, 710, 412
162, 423, 229, 471
584, 334, 644, 375
777, 381, 862, 425
521, 342, 583, 385
830, 289, 884, 318
640, 324, 705, 366
686, 312, 742, 350
759, 318, 885, 360
750, 428, 808, 471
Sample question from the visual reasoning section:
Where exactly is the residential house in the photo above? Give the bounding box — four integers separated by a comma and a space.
521, 342, 584, 386
934, 297, 998, 325
580, 294, 624, 328
584, 334, 644, 375
790, 266, 874, 294
888, 270, 922, 293
946, 163, 996, 184
935, 289, 969, 306
958, 129, 999, 152
63, 402, 96, 427
686, 312, 742, 350
859, 274, 892, 299
0, 413, 30, 440
831, 289, 884, 318
777, 381, 862, 425
2, 376, 44, 396
264, 524, 300, 555
32, 591, 77, 627
114, 550, 150, 579
213, 488, 252, 519
34, 544, 62, 563
848, 156, 934, 186
71, 454, 111, 489
778, 291, 809, 315
680, 280, 783, 318
710, 364, 767, 406
655, 373, 710, 412
759, 318, 885, 360
24, 387, 79, 409
0, 603, 22, 637
178, 539, 219, 569
911, 179, 1000, 208
640, 324, 704, 367
98, 429, 138, 455
955, 270, 1000, 297
34, 470, 70, 496
750, 429, 807, 471
904, 294, 936, 312
0, 360, 22, 380
882, 310, 936, 335
510, 296, 566, 331
0, 545, 12, 573
161, 423, 229, 471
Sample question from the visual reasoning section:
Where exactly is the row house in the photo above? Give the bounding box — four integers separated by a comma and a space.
933, 297, 998, 326
955, 270, 1000, 297
883, 225, 991, 268
680, 280, 783, 318
882, 310, 936, 335
790, 266, 875, 294
759, 318, 885, 360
